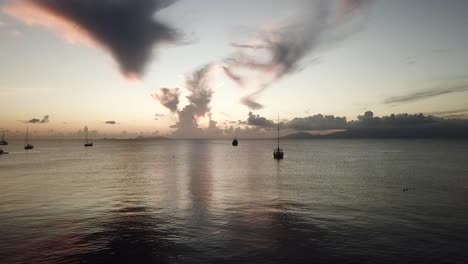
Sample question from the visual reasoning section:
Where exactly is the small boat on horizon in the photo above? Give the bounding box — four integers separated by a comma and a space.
273, 114, 284, 160
0, 131, 8, 145
84, 126, 93, 147
24, 128, 34, 150
232, 137, 239, 146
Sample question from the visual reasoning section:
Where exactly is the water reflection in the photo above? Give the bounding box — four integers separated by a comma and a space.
72, 205, 186, 264
1, 140, 468, 263
187, 141, 213, 219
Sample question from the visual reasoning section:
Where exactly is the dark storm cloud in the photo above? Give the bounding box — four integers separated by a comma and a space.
384, 85, 468, 104
105, 121, 118, 125
13, 0, 180, 78
25, 115, 49, 124
153, 88, 180, 113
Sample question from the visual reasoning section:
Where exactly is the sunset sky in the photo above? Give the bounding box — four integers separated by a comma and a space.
1, 0, 468, 138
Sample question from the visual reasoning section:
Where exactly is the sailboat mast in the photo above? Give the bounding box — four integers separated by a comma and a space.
277, 113, 280, 150
25, 128, 29, 145
85, 126, 88, 144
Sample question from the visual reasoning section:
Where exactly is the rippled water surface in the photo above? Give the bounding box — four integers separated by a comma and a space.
1, 139, 468, 263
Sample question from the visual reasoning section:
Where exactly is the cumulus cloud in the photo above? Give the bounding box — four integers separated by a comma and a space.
244, 112, 347, 131
25, 115, 49, 124
152, 88, 180, 113
288, 114, 347, 131
170, 64, 215, 138
247, 112, 275, 128
384, 85, 468, 104
349, 111, 435, 127
4, 0, 180, 78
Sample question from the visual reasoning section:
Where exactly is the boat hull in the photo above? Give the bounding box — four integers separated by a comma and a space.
24, 144, 34, 150
273, 149, 284, 160
274, 153, 284, 160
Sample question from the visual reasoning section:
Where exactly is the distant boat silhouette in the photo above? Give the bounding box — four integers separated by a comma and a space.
232, 137, 239, 146
24, 128, 34, 150
273, 114, 284, 160
0, 131, 8, 145
84, 126, 94, 147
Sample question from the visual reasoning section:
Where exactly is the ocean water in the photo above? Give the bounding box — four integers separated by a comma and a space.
1, 139, 468, 264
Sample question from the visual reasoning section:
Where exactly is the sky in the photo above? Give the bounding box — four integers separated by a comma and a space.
1, 0, 468, 138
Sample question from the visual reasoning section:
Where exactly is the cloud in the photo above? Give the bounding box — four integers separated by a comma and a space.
206, 115, 223, 137
185, 64, 214, 116
241, 96, 264, 110
350, 111, 436, 127
153, 88, 180, 113
247, 112, 275, 128
154, 113, 165, 120
426, 108, 468, 119
25, 115, 49, 124
427, 108, 468, 117
105, 121, 118, 125
384, 85, 468, 104
222, 66, 244, 86
4, 0, 180, 78
288, 114, 347, 131
245, 112, 348, 131
171, 64, 215, 137
223, 0, 373, 108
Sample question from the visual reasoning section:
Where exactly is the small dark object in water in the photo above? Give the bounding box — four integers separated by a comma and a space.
273, 113, 284, 160
24, 128, 34, 150
84, 126, 94, 147
274, 148, 284, 160
0, 131, 8, 145
24, 144, 34, 150
232, 137, 238, 146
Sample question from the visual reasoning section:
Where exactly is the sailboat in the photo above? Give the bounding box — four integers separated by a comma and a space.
24, 128, 34, 150
84, 126, 93, 147
0, 131, 8, 145
273, 114, 284, 160
232, 137, 239, 146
